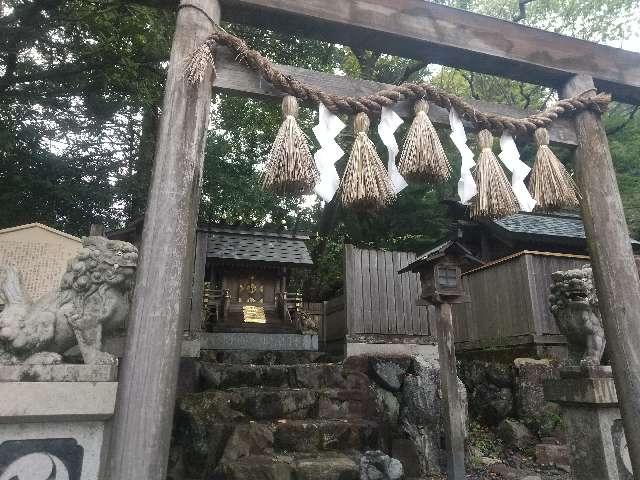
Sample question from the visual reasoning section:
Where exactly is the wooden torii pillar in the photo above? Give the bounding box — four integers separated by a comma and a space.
106, 1, 219, 478
563, 74, 640, 476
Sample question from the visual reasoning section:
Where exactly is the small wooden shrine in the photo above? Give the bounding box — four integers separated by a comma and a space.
198, 226, 313, 333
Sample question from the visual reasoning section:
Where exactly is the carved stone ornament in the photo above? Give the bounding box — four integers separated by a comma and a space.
549, 265, 605, 366
0, 236, 138, 365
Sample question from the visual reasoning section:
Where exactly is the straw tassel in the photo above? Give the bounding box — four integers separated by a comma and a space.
528, 128, 580, 211
185, 41, 216, 85
340, 112, 395, 211
471, 129, 520, 220
398, 99, 451, 184
262, 95, 319, 196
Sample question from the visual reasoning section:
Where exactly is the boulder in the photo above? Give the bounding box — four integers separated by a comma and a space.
398, 423, 442, 476
486, 363, 514, 388
296, 453, 359, 480
172, 391, 244, 477
460, 360, 515, 425
243, 388, 319, 420
372, 385, 400, 425
371, 358, 408, 391
535, 443, 570, 469
514, 358, 560, 433
398, 356, 467, 476
391, 438, 422, 478
292, 364, 345, 388
400, 357, 440, 427
497, 419, 536, 450
488, 462, 521, 479
360, 450, 404, 480
221, 423, 274, 463
474, 384, 514, 425
401, 356, 467, 430
220, 455, 294, 480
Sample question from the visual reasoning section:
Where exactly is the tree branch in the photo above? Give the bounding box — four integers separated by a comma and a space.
513, 0, 537, 22
350, 47, 381, 81
461, 71, 480, 100
395, 60, 429, 85
606, 105, 639, 136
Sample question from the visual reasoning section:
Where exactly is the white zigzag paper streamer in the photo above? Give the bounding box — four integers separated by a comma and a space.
313, 103, 346, 202
378, 107, 407, 194
499, 132, 536, 212
449, 108, 477, 204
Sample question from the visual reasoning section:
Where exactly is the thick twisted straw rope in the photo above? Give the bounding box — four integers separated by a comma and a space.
191, 30, 611, 136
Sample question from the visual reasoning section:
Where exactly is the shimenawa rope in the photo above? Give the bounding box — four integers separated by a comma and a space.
185, 29, 611, 137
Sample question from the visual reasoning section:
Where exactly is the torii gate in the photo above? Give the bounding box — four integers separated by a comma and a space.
105, 1, 640, 478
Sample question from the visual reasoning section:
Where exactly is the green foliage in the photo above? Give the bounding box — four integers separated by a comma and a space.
437, 0, 639, 42
521, 410, 565, 438
0, 0, 173, 234
1, 0, 639, 299
467, 420, 505, 459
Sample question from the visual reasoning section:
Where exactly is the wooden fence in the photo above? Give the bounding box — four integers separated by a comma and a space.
324, 245, 432, 343
452, 251, 588, 351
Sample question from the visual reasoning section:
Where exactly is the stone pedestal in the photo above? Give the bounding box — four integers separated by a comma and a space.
0, 364, 118, 479
544, 366, 633, 480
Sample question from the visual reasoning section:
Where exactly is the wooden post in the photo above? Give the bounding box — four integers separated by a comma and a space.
563, 74, 640, 478
190, 229, 209, 335
436, 302, 466, 480
106, 1, 219, 479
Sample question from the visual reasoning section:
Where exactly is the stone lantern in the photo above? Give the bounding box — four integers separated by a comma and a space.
402, 240, 478, 305
400, 240, 481, 480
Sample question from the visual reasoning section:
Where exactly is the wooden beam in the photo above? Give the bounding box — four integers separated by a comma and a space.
219, 0, 640, 105
562, 74, 640, 477
214, 49, 578, 146
436, 302, 466, 479
106, 1, 219, 478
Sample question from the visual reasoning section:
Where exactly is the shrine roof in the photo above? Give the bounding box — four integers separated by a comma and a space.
204, 226, 313, 266
493, 212, 640, 246
399, 240, 483, 273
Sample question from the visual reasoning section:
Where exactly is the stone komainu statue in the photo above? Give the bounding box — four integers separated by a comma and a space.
549, 265, 605, 366
0, 236, 138, 365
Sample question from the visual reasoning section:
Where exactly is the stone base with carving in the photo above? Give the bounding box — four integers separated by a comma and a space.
544, 366, 633, 480
0, 365, 117, 479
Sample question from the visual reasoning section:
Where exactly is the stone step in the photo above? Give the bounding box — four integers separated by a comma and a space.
200, 362, 369, 390
218, 453, 360, 480
200, 349, 342, 366
178, 387, 376, 423
272, 419, 386, 453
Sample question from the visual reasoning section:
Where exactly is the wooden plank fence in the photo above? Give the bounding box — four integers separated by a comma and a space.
325, 245, 431, 340
452, 251, 589, 350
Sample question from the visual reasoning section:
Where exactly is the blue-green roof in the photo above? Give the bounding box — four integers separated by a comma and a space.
493, 212, 640, 245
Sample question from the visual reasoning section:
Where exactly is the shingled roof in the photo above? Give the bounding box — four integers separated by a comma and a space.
491, 212, 640, 246
205, 227, 313, 266
399, 240, 483, 273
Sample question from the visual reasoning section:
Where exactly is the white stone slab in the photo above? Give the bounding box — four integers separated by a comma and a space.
0, 382, 118, 423
346, 342, 439, 360
99, 334, 201, 357
201, 332, 319, 351
0, 364, 117, 382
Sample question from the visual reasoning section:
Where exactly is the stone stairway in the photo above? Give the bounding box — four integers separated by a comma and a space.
169, 351, 392, 480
